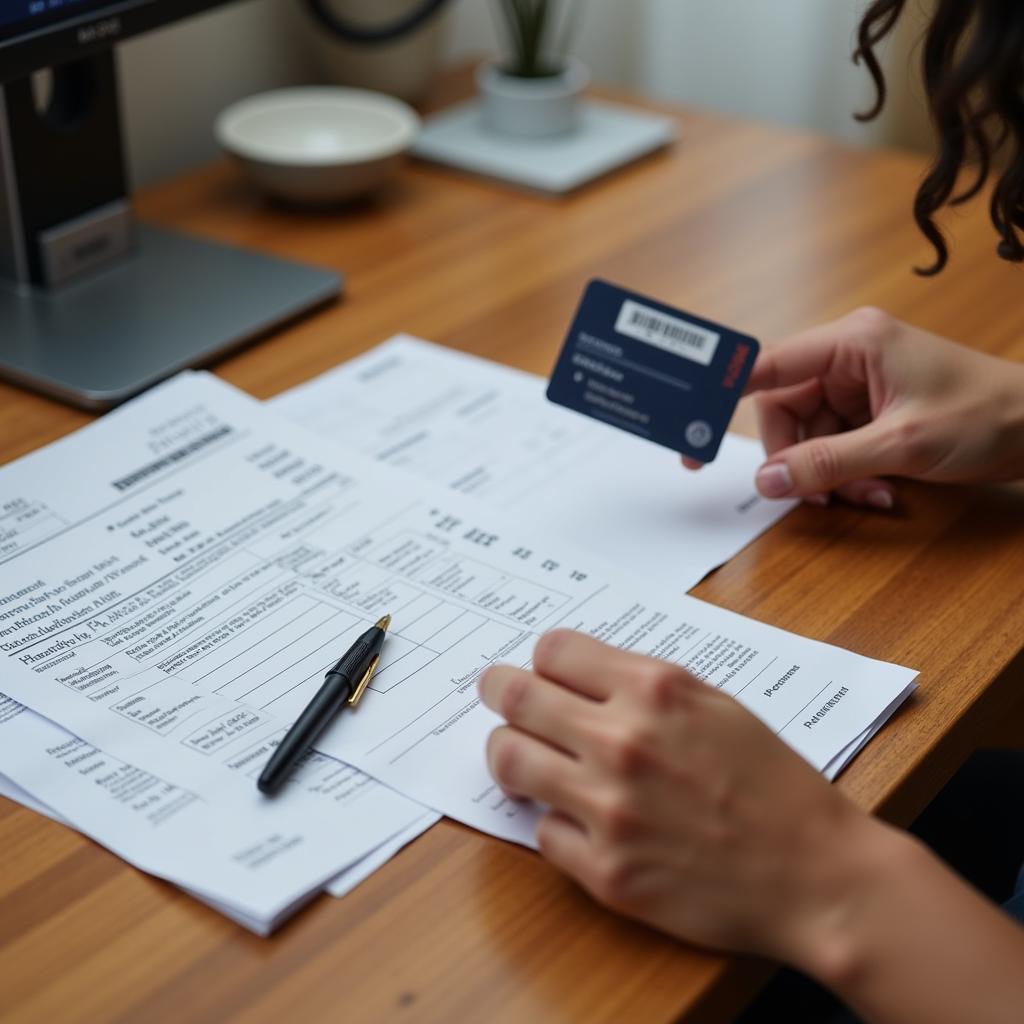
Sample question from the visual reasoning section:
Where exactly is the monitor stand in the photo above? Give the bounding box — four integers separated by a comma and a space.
0, 225, 341, 409
0, 54, 341, 411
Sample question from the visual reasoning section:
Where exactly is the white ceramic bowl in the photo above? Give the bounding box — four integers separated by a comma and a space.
215, 87, 421, 205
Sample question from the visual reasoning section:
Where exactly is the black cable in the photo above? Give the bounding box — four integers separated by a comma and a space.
304, 0, 453, 45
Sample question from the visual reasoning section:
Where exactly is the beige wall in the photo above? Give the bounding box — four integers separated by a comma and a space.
117, 0, 936, 190
444, 0, 935, 152
118, 0, 311, 187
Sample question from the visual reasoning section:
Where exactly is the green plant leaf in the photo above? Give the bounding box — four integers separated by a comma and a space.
494, 0, 525, 72
493, 0, 580, 78
555, 0, 582, 65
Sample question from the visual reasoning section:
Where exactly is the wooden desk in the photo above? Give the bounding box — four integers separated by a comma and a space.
2, 75, 1023, 1024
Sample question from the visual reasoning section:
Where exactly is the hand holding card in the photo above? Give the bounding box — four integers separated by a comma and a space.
547, 280, 758, 463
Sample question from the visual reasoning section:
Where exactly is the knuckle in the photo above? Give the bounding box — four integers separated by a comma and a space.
884, 416, 933, 470
636, 662, 685, 710
603, 728, 652, 778
533, 628, 573, 672
848, 305, 895, 339
487, 730, 520, 785
499, 672, 530, 722
589, 786, 643, 843
600, 792, 642, 842
592, 851, 639, 909
804, 438, 840, 488
535, 814, 559, 857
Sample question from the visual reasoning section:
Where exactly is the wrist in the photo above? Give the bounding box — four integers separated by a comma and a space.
782, 802, 1024, 1024
778, 804, 920, 991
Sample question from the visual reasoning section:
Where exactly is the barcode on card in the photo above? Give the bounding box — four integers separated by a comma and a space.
614, 300, 720, 366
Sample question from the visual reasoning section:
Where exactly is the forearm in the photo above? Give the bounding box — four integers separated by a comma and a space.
795, 815, 1024, 1024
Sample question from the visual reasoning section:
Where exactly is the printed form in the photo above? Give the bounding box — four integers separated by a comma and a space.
0, 695, 437, 933
272, 335, 797, 594
0, 372, 915, 859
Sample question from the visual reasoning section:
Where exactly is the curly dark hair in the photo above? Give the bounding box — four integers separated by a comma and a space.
854, 0, 1024, 275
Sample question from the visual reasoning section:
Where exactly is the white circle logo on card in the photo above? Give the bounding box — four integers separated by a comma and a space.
685, 420, 714, 449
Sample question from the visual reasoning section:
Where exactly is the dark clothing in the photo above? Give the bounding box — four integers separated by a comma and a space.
1007, 866, 1024, 924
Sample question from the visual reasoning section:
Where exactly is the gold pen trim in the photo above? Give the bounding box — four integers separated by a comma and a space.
347, 653, 379, 707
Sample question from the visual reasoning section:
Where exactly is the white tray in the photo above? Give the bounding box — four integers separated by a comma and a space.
411, 98, 677, 194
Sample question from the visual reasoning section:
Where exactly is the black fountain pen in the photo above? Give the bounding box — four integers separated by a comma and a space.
257, 614, 391, 795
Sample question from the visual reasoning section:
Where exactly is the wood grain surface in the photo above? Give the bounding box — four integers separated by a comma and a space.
2, 69, 1023, 1024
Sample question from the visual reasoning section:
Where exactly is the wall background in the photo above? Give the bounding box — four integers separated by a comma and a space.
115, 0, 934, 187
444, 0, 934, 149
118, 0, 307, 186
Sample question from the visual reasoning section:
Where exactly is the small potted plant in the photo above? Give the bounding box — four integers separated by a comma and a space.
477, 0, 587, 138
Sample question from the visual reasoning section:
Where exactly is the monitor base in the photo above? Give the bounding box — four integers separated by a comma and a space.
0, 224, 342, 410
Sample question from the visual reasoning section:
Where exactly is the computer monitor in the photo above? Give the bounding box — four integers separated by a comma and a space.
0, 0, 341, 409
0, 1, 238, 81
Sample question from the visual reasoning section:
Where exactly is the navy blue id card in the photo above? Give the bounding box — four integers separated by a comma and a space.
546, 279, 759, 462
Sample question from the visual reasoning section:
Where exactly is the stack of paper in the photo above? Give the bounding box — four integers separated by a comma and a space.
0, 341, 917, 931
0, 699, 437, 934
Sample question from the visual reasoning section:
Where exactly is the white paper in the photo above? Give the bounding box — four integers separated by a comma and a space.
325, 811, 440, 899
0, 372, 914, 862
0, 745, 300, 936
0, 377, 440, 926
0, 732, 436, 933
312, 579, 918, 844
0, 693, 427, 931
272, 335, 796, 595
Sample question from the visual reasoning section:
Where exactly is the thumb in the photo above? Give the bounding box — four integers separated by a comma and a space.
755, 421, 898, 498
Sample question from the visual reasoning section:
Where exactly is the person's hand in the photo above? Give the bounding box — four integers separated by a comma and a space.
478, 629, 890, 967
685, 307, 1024, 507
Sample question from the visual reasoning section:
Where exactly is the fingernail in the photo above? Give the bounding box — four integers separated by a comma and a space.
867, 489, 894, 510
805, 494, 829, 507
756, 462, 794, 498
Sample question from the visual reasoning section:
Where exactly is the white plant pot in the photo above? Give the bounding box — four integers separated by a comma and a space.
302, 0, 448, 104
476, 57, 589, 138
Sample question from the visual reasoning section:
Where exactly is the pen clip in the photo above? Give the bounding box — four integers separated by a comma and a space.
347, 654, 379, 708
